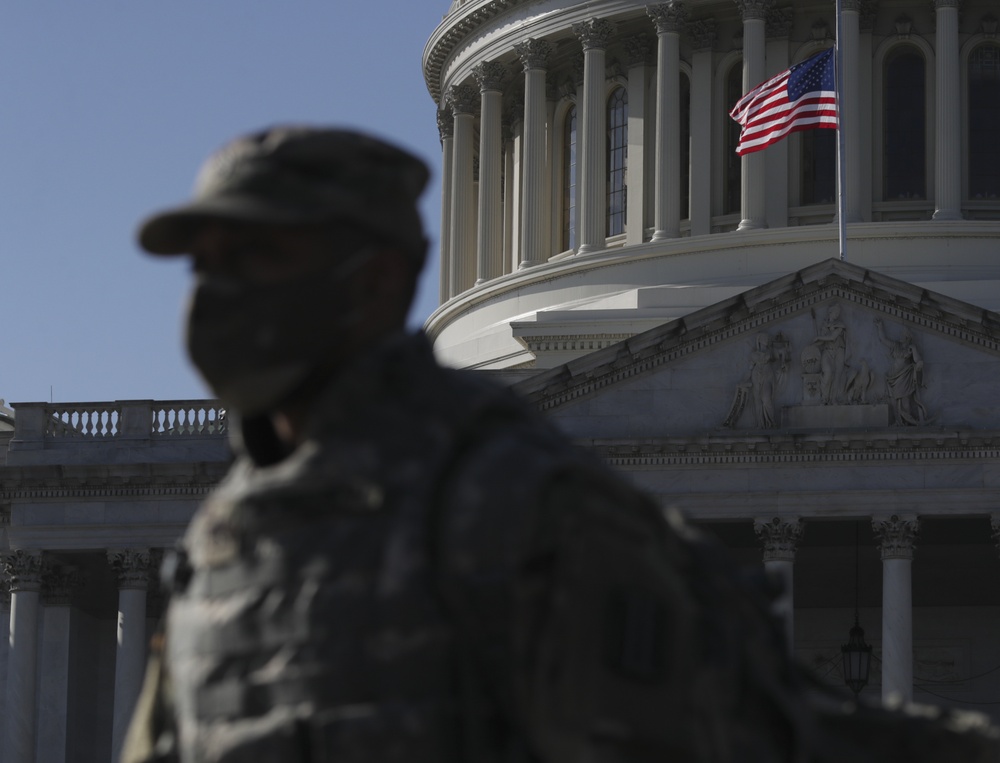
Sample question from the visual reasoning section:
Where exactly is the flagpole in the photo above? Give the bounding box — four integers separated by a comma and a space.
835, 0, 847, 262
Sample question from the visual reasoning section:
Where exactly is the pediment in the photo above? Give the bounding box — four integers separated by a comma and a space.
513, 259, 1000, 439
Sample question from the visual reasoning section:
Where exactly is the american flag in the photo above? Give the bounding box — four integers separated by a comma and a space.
729, 48, 838, 156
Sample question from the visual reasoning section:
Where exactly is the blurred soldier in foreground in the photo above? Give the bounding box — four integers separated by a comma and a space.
123, 126, 999, 763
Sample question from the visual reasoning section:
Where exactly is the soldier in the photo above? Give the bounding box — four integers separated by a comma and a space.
123, 126, 999, 763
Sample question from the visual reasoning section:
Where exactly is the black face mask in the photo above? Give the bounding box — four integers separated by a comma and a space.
184, 254, 368, 416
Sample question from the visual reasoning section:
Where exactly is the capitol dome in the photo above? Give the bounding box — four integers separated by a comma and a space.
423, 0, 1000, 713
423, 0, 1000, 371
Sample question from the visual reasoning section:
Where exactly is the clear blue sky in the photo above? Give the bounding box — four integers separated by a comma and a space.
0, 3, 447, 405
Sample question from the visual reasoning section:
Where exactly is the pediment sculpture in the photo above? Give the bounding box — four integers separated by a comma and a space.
724, 305, 931, 430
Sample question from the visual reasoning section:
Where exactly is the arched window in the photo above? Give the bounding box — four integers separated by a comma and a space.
607, 87, 628, 236
969, 43, 1000, 200
562, 105, 578, 251
884, 47, 926, 200
681, 72, 691, 221
724, 63, 742, 215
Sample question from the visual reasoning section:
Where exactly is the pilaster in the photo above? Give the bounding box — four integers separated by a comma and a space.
625, 34, 655, 245
873, 515, 919, 703
688, 19, 716, 237
573, 18, 616, 254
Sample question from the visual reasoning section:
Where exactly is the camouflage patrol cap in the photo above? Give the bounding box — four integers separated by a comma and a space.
137, 126, 429, 258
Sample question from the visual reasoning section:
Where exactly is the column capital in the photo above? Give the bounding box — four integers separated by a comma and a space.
860, 0, 879, 31
3, 549, 44, 593
446, 84, 479, 116
687, 18, 718, 51
473, 61, 507, 93
646, 2, 688, 35
437, 108, 455, 141
108, 548, 155, 591
873, 515, 919, 560
766, 7, 794, 38
754, 517, 804, 562
42, 563, 84, 607
842, 0, 863, 12
513, 38, 552, 71
934, 0, 961, 9
734, 0, 774, 22
624, 34, 656, 68
573, 18, 616, 51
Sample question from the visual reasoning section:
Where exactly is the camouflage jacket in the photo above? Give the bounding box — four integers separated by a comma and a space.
122, 333, 1000, 763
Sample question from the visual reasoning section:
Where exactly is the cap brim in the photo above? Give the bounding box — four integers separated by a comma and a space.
137, 195, 329, 256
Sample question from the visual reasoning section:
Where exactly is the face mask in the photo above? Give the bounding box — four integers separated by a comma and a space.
184, 253, 368, 416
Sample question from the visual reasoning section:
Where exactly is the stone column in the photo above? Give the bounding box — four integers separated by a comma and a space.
437, 109, 455, 303
735, 0, 772, 230
4, 550, 44, 763
473, 61, 506, 283
933, 0, 962, 220
38, 564, 82, 763
447, 84, 479, 295
839, 1, 863, 223
648, 3, 686, 241
625, 35, 654, 245
514, 39, 553, 268
754, 517, 803, 653
109, 548, 154, 763
873, 515, 919, 703
688, 20, 717, 237
573, 18, 615, 254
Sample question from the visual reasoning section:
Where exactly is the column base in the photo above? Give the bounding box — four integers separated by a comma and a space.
737, 218, 768, 231
517, 260, 543, 270
932, 208, 963, 221
650, 229, 679, 242
574, 244, 600, 256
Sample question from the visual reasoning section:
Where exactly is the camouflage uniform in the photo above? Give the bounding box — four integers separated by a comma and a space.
125, 126, 1000, 763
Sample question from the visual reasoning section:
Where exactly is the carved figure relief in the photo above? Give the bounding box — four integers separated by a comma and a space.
875, 318, 928, 425
724, 332, 788, 428
810, 305, 848, 404
722, 304, 935, 429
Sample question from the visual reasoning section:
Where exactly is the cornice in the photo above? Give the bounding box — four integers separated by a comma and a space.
595, 438, 1000, 468
1, 483, 216, 501
515, 262, 1000, 412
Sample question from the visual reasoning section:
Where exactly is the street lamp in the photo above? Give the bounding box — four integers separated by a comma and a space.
841, 617, 873, 696
841, 520, 872, 697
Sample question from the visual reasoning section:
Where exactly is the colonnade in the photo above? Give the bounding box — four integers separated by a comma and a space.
436, 0, 978, 303
753, 514, 975, 703
1, 547, 157, 763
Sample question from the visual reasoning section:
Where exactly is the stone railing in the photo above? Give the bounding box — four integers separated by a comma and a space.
12, 400, 227, 443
